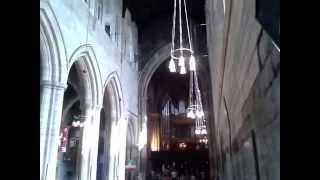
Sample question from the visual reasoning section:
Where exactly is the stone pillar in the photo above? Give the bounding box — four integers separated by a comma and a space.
79, 105, 101, 180
108, 120, 118, 180
40, 80, 66, 180
89, 106, 102, 180
79, 105, 92, 180
118, 117, 128, 180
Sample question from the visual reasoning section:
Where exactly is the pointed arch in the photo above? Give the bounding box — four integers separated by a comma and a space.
104, 71, 124, 119
40, 1, 68, 86
138, 43, 212, 125
40, 3, 68, 179
99, 72, 125, 180
68, 44, 103, 109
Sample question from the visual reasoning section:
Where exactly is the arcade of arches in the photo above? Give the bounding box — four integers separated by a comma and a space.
40, 0, 279, 180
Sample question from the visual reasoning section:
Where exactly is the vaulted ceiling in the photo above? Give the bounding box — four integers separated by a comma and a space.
123, 0, 206, 33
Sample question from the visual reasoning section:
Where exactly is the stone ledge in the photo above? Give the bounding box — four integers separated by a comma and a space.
40, 80, 67, 89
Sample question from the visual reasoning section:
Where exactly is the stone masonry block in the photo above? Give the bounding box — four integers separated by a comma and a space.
258, 58, 275, 97
257, 31, 274, 67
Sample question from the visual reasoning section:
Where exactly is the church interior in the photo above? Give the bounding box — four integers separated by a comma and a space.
40, 0, 279, 179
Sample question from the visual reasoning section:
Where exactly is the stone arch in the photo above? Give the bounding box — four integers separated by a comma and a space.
40, 1, 67, 85
138, 43, 213, 178
128, 119, 135, 143
94, 72, 125, 180
138, 44, 171, 127
137, 44, 171, 178
103, 71, 124, 119
126, 114, 138, 146
126, 117, 135, 156
64, 45, 103, 180
40, 2, 69, 179
138, 43, 211, 126
125, 115, 139, 180
68, 44, 103, 110
126, 118, 135, 155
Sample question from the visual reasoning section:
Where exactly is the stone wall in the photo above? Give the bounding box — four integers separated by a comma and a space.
40, 0, 140, 180
47, 0, 139, 114
138, 17, 172, 70
205, 0, 280, 179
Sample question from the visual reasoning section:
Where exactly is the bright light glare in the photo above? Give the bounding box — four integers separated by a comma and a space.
138, 123, 147, 150
180, 66, 186, 74
201, 129, 207, 135
178, 56, 185, 67
169, 59, 176, 72
223, 0, 226, 15
196, 110, 204, 118
189, 55, 196, 71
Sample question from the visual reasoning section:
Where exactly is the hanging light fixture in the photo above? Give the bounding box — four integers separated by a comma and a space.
187, 70, 204, 119
186, 64, 207, 136
189, 55, 196, 71
199, 136, 208, 144
169, 0, 196, 73
169, 58, 176, 72
180, 65, 187, 74
178, 56, 185, 67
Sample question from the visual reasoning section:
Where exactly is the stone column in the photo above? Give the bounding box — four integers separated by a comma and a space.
118, 117, 128, 180
79, 105, 92, 180
108, 120, 117, 180
79, 105, 101, 180
40, 80, 66, 180
89, 106, 102, 180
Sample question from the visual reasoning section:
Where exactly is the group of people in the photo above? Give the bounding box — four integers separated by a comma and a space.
150, 161, 208, 180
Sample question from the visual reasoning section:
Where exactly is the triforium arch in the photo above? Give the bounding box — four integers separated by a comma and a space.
40, 2, 68, 179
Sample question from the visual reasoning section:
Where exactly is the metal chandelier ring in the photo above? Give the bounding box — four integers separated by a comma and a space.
187, 104, 202, 110
170, 47, 194, 60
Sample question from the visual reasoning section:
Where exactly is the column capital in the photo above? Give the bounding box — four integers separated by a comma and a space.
40, 80, 67, 90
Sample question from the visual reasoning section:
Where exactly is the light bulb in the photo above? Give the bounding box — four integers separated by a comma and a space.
196, 110, 203, 118
180, 66, 186, 74
201, 129, 207, 135
196, 110, 204, 118
195, 129, 200, 135
190, 111, 195, 119
178, 56, 185, 67
169, 66, 176, 73
189, 55, 196, 71
187, 111, 192, 118
169, 58, 176, 72
187, 110, 195, 119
